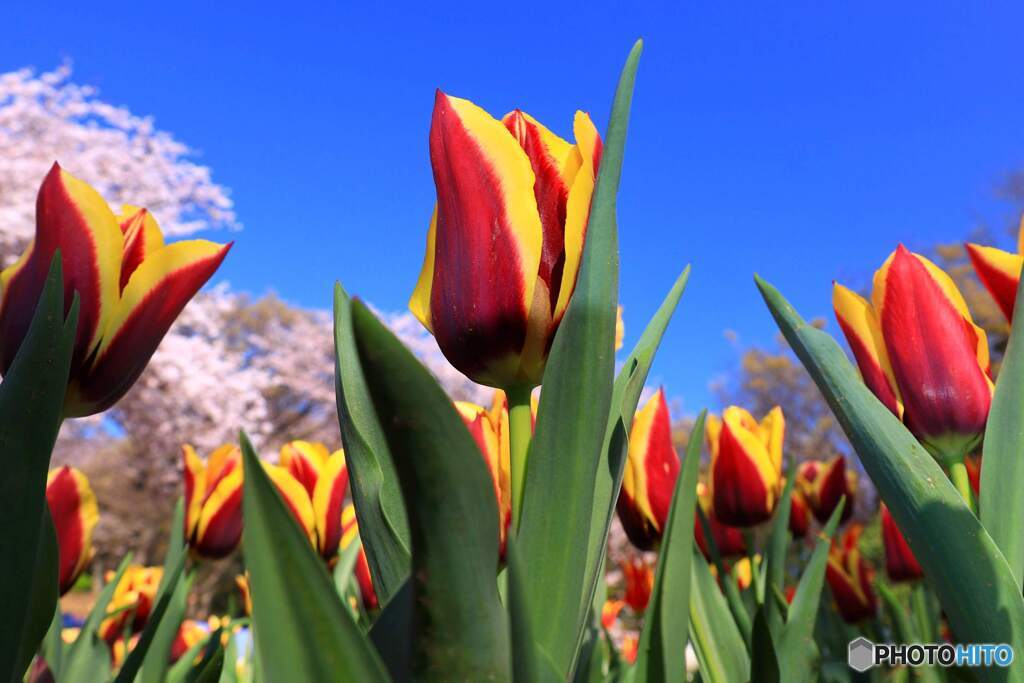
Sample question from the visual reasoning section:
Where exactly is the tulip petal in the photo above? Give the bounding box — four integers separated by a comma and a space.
965, 242, 1022, 322
46, 466, 99, 594
280, 440, 331, 497
409, 207, 438, 331
195, 465, 244, 559
881, 504, 923, 582
312, 449, 349, 560
68, 239, 231, 416
710, 407, 779, 526
182, 445, 207, 541
426, 91, 544, 386
116, 206, 165, 292
265, 464, 317, 547
832, 283, 903, 418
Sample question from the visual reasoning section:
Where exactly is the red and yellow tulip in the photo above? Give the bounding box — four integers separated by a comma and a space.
456, 400, 512, 557
170, 619, 208, 663
279, 441, 349, 563
795, 456, 857, 524
601, 599, 625, 629
880, 504, 923, 583
617, 389, 680, 550
788, 486, 810, 539
825, 525, 877, 623
46, 466, 99, 594
183, 444, 243, 559
833, 246, 993, 465
98, 565, 163, 642
235, 573, 253, 617
965, 215, 1024, 321
706, 406, 785, 527
0, 164, 231, 417
409, 92, 602, 388
340, 503, 379, 610
694, 481, 747, 559
265, 463, 318, 548
621, 556, 653, 613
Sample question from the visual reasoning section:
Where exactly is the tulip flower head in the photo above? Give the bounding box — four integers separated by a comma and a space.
340, 503, 378, 610
795, 456, 857, 524
265, 463, 318, 549
833, 246, 993, 466
601, 599, 625, 629
183, 444, 244, 559
617, 389, 681, 550
788, 485, 811, 539
693, 481, 747, 559
732, 555, 761, 591
170, 620, 208, 663
825, 525, 877, 623
621, 556, 653, 613
456, 401, 512, 557
0, 164, 231, 417
410, 92, 602, 389
46, 466, 99, 594
98, 565, 162, 642
965, 215, 1024, 322
279, 441, 349, 563
621, 635, 639, 665
706, 406, 785, 527
881, 504, 923, 583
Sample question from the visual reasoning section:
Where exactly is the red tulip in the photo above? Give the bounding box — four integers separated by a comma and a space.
183, 444, 243, 559
825, 525, 877, 623
46, 466, 99, 594
795, 456, 857, 524
340, 503, 378, 610
694, 481, 747, 559
965, 215, 1024, 321
706, 406, 785, 526
788, 486, 810, 539
881, 504, 923, 582
621, 556, 653, 613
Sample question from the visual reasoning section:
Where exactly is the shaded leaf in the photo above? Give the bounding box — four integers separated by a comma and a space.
689, 549, 750, 683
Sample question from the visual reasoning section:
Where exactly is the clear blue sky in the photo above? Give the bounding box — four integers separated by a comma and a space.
8, 2, 1024, 413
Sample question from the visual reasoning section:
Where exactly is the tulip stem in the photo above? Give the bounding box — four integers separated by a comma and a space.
949, 459, 976, 513
507, 385, 533, 531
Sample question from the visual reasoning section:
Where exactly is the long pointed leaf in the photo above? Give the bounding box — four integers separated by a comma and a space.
63, 554, 133, 683
757, 275, 1024, 682
688, 549, 750, 683
750, 608, 780, 683
334, 283, 411, 604
634, 411, 704, 683
240, 432, 388, 682
140, 498, 189, 683
351, 301, 510, 681
518, 39, 643, 678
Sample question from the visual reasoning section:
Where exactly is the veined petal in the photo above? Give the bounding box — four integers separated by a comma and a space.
0, 164, 124, 376
965, 242, 1022, 322
409, 207, 437, 331
427, 91, 543, 387
46, 466, 99, 594
312, 449, 349, 561
116, 206, 165, 292
182, 445, 206, 541
67, 239, 231, 416
194, 465, 243, 559
832, 283, 904, 418
265, 464, 317, 548
280, 440, 331, 497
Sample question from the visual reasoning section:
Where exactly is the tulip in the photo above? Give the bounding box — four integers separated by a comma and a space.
833, 246, 993, 468
795, 456, 857, 524
731, 555, 761, 591
694, 481, 747, 559
789, 486, 810, 539
621, 556, 653, 613
340, 503, 378, 610
881, 504, 923, 583
0, 164, 231, 417
601, 599, 625, 629
455, 401, 512, 557
183, 444, 243, 559
279, 441, 349, 563
617, 389, 681, 550
965, 454, 981, 497
46, 466, 99, 594
409, 92, 602, 390
98, 565, 162, 642
965, 215, 1024, 321
706, 406, 785, 527
236, 573, 253, 616
825, 525, 877, 623
170, 619, 208, 663
265, 463, 317, 548
621, 635, 639, 664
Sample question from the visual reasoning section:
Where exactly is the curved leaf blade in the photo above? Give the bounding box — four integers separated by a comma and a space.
688, 549, 750, 683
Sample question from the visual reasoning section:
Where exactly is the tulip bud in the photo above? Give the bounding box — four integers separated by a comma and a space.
788, 486, 810, 539
795, 456, 857, 524
824, 525, 877, 623
409, 93, 602, 388
621, 556, 653, 613
880, 504, 923, 583
617, 389, 681, 550
694, 481, 747, 559
170, 620, 208, 663
183, 444, 243, 559
706, 406, 785, 527
0, 164, 231, 417
456, 400, 512, 557
265, 463, 318, 548
98, 566, 162, 642
46, 466, 99, 594
834, 246, 993, 466
340, 503, 378, 610
965, 215, 1024, 321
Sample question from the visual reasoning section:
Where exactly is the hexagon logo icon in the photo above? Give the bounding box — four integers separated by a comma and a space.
848, 637, 875, 672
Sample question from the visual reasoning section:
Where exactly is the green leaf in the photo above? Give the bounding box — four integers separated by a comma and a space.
240, 432, 388, 683
775, 499, 844, 683
140, 498, 190, 683
750, 608, 780, 683
185, 629, 224, 683
634, 411, 705, 683
507, 537, 562, 683
981, 267, 1024, 590
333, 282, 411, 603
333, 532, 362, 598
578, 266, 691, 633
688, 549, 750, 683
517, 39, 643, 678
64, 554, 133, 683
166, 637, 209, 683
350, 301, 510, 681
757, 275, 1024, 682
113, 550, 188, 682
368, 578, 412, 681
765, 465, 796, 637
219, 627, 239, 683
0, 255, 78, 683
41, 607, 63, 680
696, 507, 752, 646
